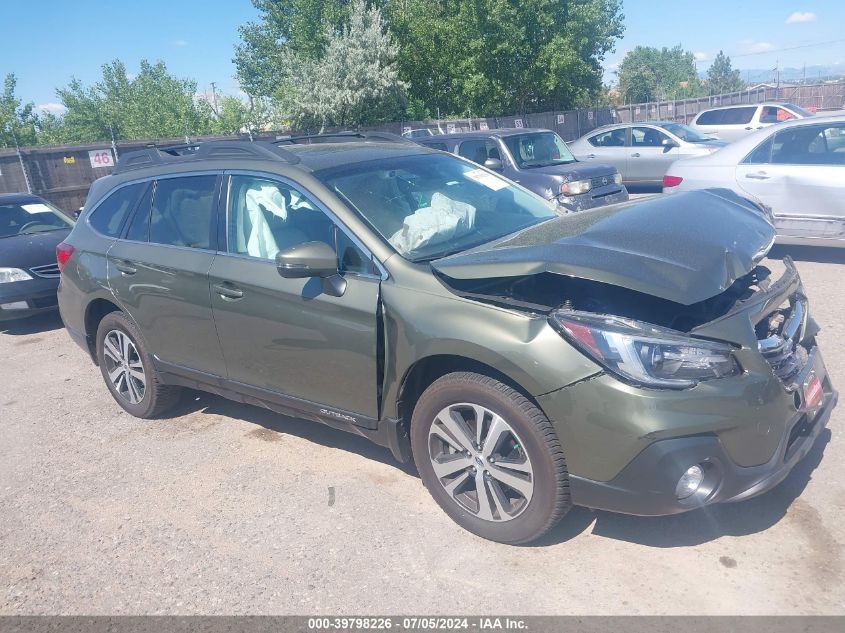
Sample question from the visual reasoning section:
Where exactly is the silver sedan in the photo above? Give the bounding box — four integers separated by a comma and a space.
569, 121, 726, 187
663, 115, 845, 247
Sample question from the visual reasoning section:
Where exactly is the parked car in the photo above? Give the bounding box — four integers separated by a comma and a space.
0, 193, 74, 321
689, 102, 814, 142
402, 128, 435, 139
664, 115, 845, 246
58, 138, 836, 544
569, 121, 726, 187
418, 128, 628, 211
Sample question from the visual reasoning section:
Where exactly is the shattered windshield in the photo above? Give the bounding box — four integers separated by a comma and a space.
317, 153, 558, 262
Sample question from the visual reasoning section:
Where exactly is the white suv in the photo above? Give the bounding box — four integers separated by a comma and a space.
690, 102, 814, 142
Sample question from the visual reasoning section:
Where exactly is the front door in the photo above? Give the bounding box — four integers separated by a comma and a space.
107, 173, 227, 376
737, 122, 845, 240
208, 173, 382, 421
627, 126, 679, 183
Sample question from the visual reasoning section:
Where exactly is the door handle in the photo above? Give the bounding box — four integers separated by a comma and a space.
587, 154, 596, 159
745, 172, 770, 180
213, 282, 244, 300
630, 152, 641, 158
114, 260, 137, 275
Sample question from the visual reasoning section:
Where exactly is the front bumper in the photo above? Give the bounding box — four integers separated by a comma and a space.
558, 184, 629, 212
0, 277, 60, 322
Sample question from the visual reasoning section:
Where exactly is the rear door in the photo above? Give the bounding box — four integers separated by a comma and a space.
579, 127, 628, 178
737, 122, 845, 240
627, 126, 680, 183
716, 106, 760, 141
107, 173, 227, 376
208, 172, 382, 421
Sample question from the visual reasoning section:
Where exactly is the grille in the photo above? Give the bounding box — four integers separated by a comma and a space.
757, 298, 807, 384
589, 175, 616, 189
29, 263, 61, 279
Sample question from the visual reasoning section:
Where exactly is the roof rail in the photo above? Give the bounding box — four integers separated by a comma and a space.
113, 140, 301, 174
273, 131, 414, 146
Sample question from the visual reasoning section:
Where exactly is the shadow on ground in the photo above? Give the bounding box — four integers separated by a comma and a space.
770, 244, 845, 265
0, 310, 64, 336
169, 389, 418, 476
172, 388, 829, 549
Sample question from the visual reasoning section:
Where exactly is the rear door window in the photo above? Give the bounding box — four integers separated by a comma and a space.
124, 183, 153, 242
720, 107, 756, 125
88, 183, 144, 237
148, 175, 218, 249
588, 128, 626, 147
457, 140, 500, 165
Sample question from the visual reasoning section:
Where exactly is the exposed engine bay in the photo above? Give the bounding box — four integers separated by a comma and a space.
437, 265, 774, 333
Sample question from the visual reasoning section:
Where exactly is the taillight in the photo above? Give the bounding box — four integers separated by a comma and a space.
663, 175, 683, 188
56, 242, 75, 272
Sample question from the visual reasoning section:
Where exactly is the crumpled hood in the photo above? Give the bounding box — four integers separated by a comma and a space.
432, 189, 775, 306
526, 161, 617, 180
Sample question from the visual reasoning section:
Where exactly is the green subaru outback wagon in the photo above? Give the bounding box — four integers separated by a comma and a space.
57, 134, 836, 544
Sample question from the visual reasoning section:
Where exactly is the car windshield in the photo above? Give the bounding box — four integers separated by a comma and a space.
0, 199, 73, 239
782, 103, 814, 118
318, 153, 559, 262
658, 122, 713, 143
502, 132, 576, 168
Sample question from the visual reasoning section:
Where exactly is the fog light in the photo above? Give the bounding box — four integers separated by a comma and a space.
675, 464, 704, 499
1, 301, 28, 310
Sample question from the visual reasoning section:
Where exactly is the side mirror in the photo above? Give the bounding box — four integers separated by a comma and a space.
484, 158, 503, 171
276, 241, 338, 279
276, 241, 346, 297
661, 138, 679, 152
73, 207, 83, 219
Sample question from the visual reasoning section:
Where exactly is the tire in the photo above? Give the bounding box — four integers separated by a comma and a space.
411, 371, 571, 544
95, 311, 181, 418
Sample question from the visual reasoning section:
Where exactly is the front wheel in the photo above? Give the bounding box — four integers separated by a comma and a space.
411, 372, 571, 544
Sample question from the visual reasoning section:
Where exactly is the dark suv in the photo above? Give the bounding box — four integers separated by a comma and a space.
419, 128, 628, 211
58, 137, 836, 544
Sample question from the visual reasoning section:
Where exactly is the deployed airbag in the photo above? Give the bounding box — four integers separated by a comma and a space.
389, 192, 476, 255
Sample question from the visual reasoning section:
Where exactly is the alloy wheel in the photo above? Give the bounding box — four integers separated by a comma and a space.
427, 403, 534, 522
102, 329, 146, 405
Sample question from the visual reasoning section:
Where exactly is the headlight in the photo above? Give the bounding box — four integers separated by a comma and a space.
613, 172, 623, 185
560, 179, 592, 195
0, 268, 33, 283
549, 309, 741, 389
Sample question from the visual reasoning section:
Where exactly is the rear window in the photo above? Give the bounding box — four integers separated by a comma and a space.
588, 128, 626, 147
88, 183, 144, 237
147, 175, 218, 249
694, 110, 723, 125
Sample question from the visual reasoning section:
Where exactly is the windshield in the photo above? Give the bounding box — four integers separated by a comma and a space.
658, 122, 713, 143
503, 132, 576, 168
782, 103, 814, 118
0, 199, 74, 239
318, 153, 558, 262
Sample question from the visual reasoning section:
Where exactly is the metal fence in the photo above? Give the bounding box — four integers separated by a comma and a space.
2, 82, 843, 213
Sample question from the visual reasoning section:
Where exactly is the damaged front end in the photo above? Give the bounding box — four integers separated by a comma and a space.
430, 190, 836, 514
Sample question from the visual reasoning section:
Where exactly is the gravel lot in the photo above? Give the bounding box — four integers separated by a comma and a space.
1, 244, 844, 616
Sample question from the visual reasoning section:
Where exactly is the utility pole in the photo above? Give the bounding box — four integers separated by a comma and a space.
210, 82, 219, 115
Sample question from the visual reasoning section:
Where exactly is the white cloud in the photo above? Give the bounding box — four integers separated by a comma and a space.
739, 39, 775, 54
173, 39, 188, 47
694, 51, 708, 61
786, 11, 816, 24
37, 103, 66, 116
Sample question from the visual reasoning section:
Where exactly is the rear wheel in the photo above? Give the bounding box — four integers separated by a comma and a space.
411, 372, 571, 544
95, 311, 180, 418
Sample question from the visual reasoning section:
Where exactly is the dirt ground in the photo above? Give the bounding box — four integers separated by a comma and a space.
1, 244, 843, 615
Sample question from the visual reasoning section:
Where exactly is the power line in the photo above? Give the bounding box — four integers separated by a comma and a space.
728, 38, 845, 59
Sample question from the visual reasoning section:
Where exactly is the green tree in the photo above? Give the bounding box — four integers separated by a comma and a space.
1, 74, 39, 147
277, 0, 406, 131
234, 0, 351, 98
617, 45, 704, 103
707, 50, 745, 95
53, 60, 216, 143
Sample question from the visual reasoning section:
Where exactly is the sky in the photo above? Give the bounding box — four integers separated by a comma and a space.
2, 0, 844, 115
